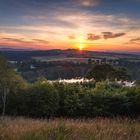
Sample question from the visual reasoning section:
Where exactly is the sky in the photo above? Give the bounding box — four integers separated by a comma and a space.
0, 0, 140, 52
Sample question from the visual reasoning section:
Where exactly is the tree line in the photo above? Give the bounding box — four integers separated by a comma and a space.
0, 57, 140, 118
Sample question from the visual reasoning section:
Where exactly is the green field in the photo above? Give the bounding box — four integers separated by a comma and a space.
0, 118, 140, 140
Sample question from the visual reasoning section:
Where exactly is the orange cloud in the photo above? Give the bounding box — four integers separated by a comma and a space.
32, 39, 49, 44
87, 33, 101, 41
68, 35, 76, 39
102, 32, 126, 39
130, 37, 140, 44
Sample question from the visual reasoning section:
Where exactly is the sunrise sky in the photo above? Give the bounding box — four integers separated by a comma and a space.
0, 0, 140, 52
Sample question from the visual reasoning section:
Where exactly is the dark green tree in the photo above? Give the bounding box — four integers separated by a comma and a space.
25, 80, 59, 117
85, 64, 114, 81
86, 64, 131, 81
108, 67, 131, 81
0, 57, 22, 116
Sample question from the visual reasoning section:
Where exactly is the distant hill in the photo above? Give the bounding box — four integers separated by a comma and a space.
0, 48, 140, 61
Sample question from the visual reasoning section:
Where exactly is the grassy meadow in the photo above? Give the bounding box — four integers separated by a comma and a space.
0, 117, 140, 140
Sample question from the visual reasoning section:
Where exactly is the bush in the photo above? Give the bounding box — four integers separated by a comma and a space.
1, 79, 140, 118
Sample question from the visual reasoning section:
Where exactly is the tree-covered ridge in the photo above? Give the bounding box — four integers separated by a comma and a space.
0, 57, 140, 118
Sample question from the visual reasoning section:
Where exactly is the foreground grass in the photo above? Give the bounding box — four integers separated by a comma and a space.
0, 117, 140, 140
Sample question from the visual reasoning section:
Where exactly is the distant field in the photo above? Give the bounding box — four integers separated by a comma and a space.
0, 118, 140, 140
33, 56, 90, 63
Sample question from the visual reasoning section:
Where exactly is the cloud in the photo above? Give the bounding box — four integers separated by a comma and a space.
32, 39, 49, 44
1, 37, 26, 43
1, 37, 49, 44
130, 37, 140, 42
76, 0, 99, 7
68, 35, 76, 39
129, 37, 140, 45
87, 32, 125, 41
0, 0, 139, 51
102, 32, 126, 39
87, 33, 101, 41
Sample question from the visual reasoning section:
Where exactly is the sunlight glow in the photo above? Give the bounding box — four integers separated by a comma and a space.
76, 36, 86, 50
79, 43, 84, 50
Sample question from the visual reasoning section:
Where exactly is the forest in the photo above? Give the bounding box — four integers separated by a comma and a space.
0, 56, 140, 118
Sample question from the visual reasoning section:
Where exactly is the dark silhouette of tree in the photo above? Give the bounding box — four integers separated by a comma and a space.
85, 64, 114, 81
86, 64, 131, 81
